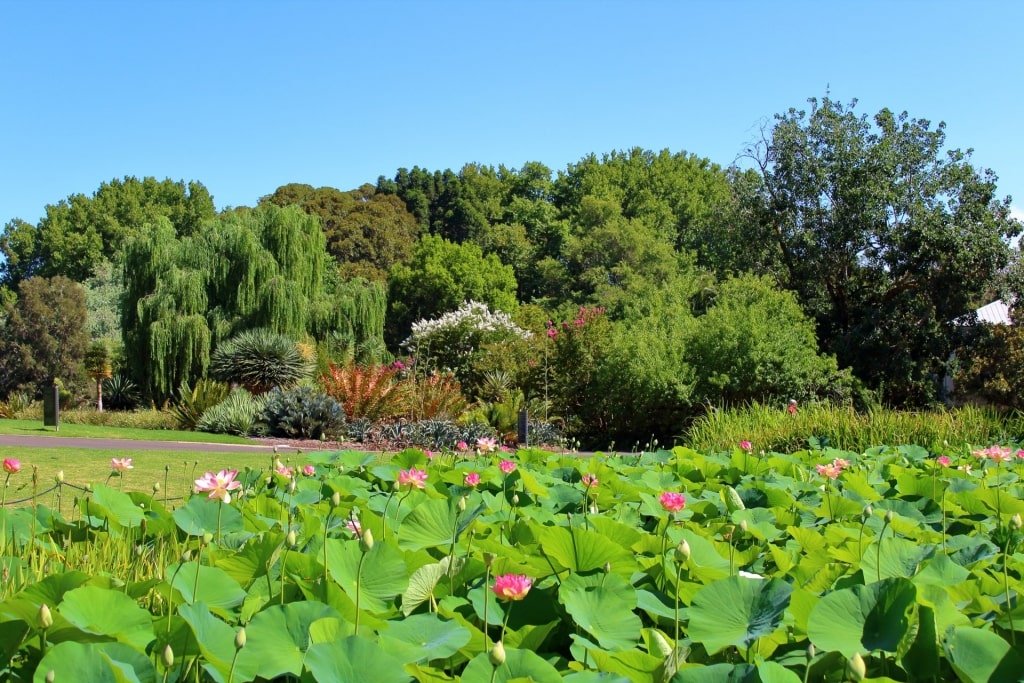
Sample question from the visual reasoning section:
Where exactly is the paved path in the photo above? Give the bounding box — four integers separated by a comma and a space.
0, 434, 302, 453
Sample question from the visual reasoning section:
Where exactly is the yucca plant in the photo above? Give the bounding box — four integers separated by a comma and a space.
196, 389, 268, 436
170, 378, 231, 430
320, 362, 408, 421
102, 373, 141, 411
210, 328, 312, 395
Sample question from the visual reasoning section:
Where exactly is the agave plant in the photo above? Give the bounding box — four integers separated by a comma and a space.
210, 328, 312, 395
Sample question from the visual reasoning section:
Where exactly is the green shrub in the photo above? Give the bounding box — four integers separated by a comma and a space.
260, 386, 345, 440
210, 328, 312, 395
170, 379, 231, 430
103, 373, 141, 411
196, 389, 267, 436
57, 408, 179, 430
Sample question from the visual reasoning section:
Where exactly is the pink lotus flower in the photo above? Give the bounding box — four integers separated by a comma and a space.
833, 458, 850, 470
1018, 450, 1024, 460
302, 465, 316, 476
110, 457, 133, 472
477, 437, 498, 453
499, 445, 512, 453
464, 472, 481, 487
936, 455, 951, 467
398, 467, 428, 489
456, 441, 469, 451
659, 491, 686, 513
195, 469, 242, 503
816, 463, 841, 480
2, 458, 20, 474
425, 450, 437, 460
739, 440, 752, 451
346, 518, 363, 536
974, 445, 1013, 463
276, 464, 294, 478
499, 460, 516, 475
492, 573, 532, 601
581, 474, 599, 488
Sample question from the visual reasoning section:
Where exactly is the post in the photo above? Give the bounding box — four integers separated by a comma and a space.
43, 383, 60, 431
517, 409, 529, 448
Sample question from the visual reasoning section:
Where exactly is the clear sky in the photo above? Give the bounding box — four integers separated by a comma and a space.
3, 0, 1022, 225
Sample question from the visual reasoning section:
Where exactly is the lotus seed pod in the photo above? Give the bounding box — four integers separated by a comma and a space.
55, 470, 64, 483
488, 641, 506, 667
1012, 513, 1023, 530
38, 603, 53, 629
163, 644, 174, 668
331, 491, 341, 508
45, 670, 55, 683
848, 652, 866, 681
235, 627, 247, 650
360, 529, 374, 552
675, 539, 691, 563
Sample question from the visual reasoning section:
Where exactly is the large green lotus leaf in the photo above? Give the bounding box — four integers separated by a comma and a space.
562, 672, 633, 683
944, 626, 1024, 683
806, 577, 916, 658
305, 636, 412, 683
172, 495, 243, 537
673, 662, 800, 683
973, 487, 1024, 517
58, 586, 154, 650
235, 601, 340, 678
177, 601, 258, 682
309, 615, 352, 643
538, 524, 635, 574
585, 516, 644, 550
34, 640, 156, 683
912, 552, 970, 588
2, 571, 89, 626
87, 483, 145, 532
326, 538, 408, 613
900, 603, 939, 679
402, 559, 453, 616
688, 576, 793, 655
559, 572, 641, 651
167, 561, 246, 614
460, 648, 562, 683
214, 530, 285, 586
945, 534, 998, 567
861, 538, 935, 582
730, 508, 783, 541
585, 645, 665, 683
377, 612, 470, 663
396, 498, 459, 551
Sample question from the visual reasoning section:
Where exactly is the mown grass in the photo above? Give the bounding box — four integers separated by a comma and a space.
0, 418, 252, 444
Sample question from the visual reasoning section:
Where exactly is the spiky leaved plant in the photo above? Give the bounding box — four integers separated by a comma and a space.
210, 328, 312, 395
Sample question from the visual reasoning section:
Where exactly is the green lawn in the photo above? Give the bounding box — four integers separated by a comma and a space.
0, 419, 253, 444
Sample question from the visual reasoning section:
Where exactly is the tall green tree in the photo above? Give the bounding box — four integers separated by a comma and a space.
0, 177, 215, 286
742, 96, 1021, 404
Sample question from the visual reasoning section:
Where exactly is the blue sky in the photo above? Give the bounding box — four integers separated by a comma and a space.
3, 0, 1022, 225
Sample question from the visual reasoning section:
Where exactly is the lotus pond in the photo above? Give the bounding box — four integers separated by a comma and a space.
1, 442, 1024, 682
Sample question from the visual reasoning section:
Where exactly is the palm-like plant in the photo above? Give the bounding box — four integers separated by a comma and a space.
210, 329, 312, 395
320, 363, 408, 421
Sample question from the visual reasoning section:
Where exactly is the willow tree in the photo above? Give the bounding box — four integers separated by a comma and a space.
122, 204, 387, 403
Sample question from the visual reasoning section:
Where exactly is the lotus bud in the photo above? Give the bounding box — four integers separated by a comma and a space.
806, 643, 816, 660
488, 640, 506, 667
288, 479, 297, 494
235, 627, 247, 650
511, 494, 520, 506
360, 529, 374, 552
884, 510, 894, 524
55, 470, 64, 483
202, 533, 213, 545
163, 644, 174, 668
45, 670, 55, 683
848, 652, 866, 681
265, 476, 273, 486
861, 505, 872, 522
739, 519, 749, 535
458, 496, 467, 512
483, 552, 496, 568
603, 561, 611, 574
140, 519, 147, 535
675, 539, 691, 563
181, 549, 192, 563
38, 603, 53, 629
1012, 513, 1023, 530
286, 530, 297, 548
152, 482, 160, 493
331, 491, 341, 508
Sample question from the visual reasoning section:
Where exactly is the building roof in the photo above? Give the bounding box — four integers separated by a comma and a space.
976, 299, 1012, 325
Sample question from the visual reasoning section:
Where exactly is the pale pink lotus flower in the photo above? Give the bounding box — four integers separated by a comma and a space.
659, 491, 686, 513
974, 445, 1014, 463
936, 455, 951, 467
302, 465, 316, 476
816, 463, 841, 480
499, 460, 517, 474
492, 573, 532, 601
477, 437, 498, 453
276, 464, 295, 478
424, 450, 437, 460
581, 474, 599, 488
195, 469, 242, 503
3, 458, 22, 474
464, 472, 481, 487
398, 467, 428, 489
832, 458, 850, 470
499, 445, 512, 453
739, 440, 752, 451
346, 518, 363, 536
110, 457, 133, 472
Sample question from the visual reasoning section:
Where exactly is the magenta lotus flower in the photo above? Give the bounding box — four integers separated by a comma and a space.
110, 457, 134, 472
302, 465, 316, 476
499, 460, 516, 474
739, 440, 752, 451
464, 472, 481, 487
659, 491, 686, 512
581, 474, 598, 488
194, 469, 242, 503
456, 441, 469, 451
425, 450, 437, 460
937, 455, 951, 467
398, 467, 428, 489
492, 573, 532, 601
3, 458, 22, 474
477, 437, 498, 453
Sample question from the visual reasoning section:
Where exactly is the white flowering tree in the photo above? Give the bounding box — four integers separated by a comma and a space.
402, 301, 530, 394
